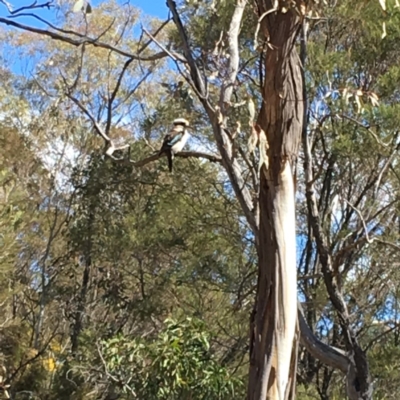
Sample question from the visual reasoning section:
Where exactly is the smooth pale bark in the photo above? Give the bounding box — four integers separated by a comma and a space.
248, 161, 298, 400
270, 161, 298, 396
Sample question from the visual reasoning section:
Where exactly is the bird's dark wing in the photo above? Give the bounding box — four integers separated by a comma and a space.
159, 131, 184, 153
159, 134, 171, 154
168, 132, 184, 146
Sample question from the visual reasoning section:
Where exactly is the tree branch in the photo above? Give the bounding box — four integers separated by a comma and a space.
303, 107, 372, 400
132, 151, 221, 167
339, 114, 391, 147
166, 0, 206, 95
301, 20, 372, 400
142, 27, 186, 63
65, 93, 112, 143
165, 0, 257, 235
0, 0, 51, 14
298, 304, 348, 373
219, 0, 247, 110
0, 16, 168, 61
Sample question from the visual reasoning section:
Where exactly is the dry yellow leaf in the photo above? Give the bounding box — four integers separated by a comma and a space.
248, 98, 256, 121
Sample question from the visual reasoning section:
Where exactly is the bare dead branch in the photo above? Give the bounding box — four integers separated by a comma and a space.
0, 16, 168, 61
373, 141, 399, 197
96, 19, 117, 43
237, 142, 258, 193
142, 27, 186, 63
66, 93, 112, 143
68, 42, 86, 92
9, 12, 91, 37
220, 0, 247, 111
138, 18, 171, 55
375, 239, 400, 253
96, 342, 137, 396
143, 21, 206, 102
0, 0, 51, 14
212, 0, 258, 234
12, 10, 125, 47
105, 143, 131, 161
118, 69, 153, 106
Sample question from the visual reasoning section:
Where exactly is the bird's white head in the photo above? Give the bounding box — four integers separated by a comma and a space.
173, 118, 190, 128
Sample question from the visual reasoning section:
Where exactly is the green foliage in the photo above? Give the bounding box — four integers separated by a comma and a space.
97, 317, 243, 399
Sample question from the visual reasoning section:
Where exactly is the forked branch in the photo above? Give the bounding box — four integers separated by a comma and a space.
303, 114, 372, 400
0, 0, 51, 14
0, 16, 168, 61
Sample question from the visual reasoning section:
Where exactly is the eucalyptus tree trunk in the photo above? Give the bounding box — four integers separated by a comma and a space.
248, 3, 304, 399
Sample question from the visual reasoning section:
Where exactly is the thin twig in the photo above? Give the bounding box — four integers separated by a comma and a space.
342, 198, 373, 244
1, 0, 51, 14
340, 114, 391, 147
253, 6, 278, 50
142, 26, 186, 63
106, 56, 134, 134
66, 93, 112, 143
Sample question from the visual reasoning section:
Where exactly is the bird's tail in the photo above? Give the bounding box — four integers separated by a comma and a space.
167, 153, 173, 172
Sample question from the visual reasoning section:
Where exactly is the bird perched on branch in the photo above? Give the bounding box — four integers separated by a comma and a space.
158, 118, 190, 172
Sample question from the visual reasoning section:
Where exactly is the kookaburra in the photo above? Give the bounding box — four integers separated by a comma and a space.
158, 118, 190, 172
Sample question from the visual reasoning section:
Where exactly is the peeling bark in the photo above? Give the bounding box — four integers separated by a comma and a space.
248, 2, 304, 399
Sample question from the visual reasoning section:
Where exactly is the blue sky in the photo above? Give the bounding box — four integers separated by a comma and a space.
132, 0, 168, 18
0, 0, 170, 74
0, 0, 168, 20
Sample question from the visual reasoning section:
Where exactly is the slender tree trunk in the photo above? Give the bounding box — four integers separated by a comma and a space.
248, 3, 303, 399
71, 206, 94, 354
34, 207, 60, 350
71, 251, 91, 353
